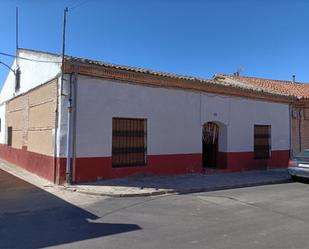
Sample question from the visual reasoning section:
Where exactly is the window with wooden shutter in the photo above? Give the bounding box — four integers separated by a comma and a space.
7, 126, 12, 146
112, 118, 147, 167
254, 125, 271, 159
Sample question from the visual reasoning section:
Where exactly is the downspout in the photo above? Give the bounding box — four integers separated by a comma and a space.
66, 74, 73, 184
288, 104, 292, 158
53, 76, 60, 184
299, 108, 302, 153
65, 71, 77, 184
72, 71, 78, 182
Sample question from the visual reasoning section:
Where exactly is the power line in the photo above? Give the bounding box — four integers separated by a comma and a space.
0, 61, 16, 74
0, 52, 61, 63
69, 0, 90, 11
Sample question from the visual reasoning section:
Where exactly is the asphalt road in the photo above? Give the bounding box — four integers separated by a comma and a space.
1, 169, 309, 249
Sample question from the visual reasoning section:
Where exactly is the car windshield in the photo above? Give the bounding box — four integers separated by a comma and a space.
295, 150, 309, 158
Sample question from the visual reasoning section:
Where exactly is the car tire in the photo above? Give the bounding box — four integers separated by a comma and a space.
291, 175, 298, 182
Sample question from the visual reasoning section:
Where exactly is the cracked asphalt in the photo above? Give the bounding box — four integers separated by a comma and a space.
1, 169, 309, 249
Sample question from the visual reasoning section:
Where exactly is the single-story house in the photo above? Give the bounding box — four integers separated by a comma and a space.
0, 48, 294, 184
214, 74, 309, 157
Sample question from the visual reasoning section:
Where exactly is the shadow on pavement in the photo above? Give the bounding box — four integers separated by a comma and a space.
0, 170, 141, 248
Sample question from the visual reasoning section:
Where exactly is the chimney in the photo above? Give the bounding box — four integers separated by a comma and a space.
292, 75, 296, 83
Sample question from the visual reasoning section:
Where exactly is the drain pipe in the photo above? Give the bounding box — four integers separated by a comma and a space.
299, 108, 302, 153
288, 104, 292, 157
72, 71, 78, 182
66, 74, 73, 184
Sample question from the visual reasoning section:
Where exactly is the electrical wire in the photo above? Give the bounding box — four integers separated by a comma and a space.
69, 0, 91, 11
0, 61, 15, 74
0, 52, 61, 63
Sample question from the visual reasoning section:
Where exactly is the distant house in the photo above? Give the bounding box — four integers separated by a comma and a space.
214, 74, 309, 157
0, 48, 293, 184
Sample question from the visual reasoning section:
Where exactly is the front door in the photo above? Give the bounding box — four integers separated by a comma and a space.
202, 122, 219, 168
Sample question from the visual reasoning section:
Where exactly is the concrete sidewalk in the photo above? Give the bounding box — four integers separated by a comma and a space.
66, 169, 291, 197
0, 158, 291, 197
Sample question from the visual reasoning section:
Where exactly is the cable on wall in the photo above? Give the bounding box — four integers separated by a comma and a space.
0, 52, 61, 64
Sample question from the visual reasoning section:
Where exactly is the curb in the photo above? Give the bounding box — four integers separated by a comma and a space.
176, 178, 291, 195
0, 159, 291, 198
63, 178, 291, 198
64, 187, 177, 197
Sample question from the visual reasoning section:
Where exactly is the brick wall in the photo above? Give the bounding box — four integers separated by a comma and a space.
6, 79, 57, 156
291, 105, 309, 156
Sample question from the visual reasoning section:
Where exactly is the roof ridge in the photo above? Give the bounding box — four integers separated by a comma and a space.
222, 74, 309, 85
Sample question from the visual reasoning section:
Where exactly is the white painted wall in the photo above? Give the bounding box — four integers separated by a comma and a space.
70, 75, 290, 157
0, 49, 61, 103
0, 49, 61, 144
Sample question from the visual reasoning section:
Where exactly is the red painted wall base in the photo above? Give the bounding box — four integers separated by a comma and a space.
57, 153, 203, 184
0, 144, 55, 182
0, 144, 290, 184
217, 150, 290, 172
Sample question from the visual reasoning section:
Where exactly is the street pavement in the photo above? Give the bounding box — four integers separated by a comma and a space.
1, 169, 309, 249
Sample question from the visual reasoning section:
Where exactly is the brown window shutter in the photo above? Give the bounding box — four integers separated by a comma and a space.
112, 118, 147, 167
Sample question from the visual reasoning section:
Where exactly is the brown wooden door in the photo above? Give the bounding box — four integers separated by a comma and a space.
203, 122, 219, 168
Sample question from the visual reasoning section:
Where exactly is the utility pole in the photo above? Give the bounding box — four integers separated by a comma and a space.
61, 7, 68, 85
60, 7, 72, 185
15, 7, 21, 91
16, 7, 19, 51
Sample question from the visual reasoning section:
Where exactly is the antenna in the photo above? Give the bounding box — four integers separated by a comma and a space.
235, 66, 245, 76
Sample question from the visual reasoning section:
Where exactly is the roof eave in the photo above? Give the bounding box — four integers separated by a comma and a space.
65, 60, 295, 103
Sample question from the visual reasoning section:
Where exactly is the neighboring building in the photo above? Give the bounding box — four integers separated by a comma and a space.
0, 48, 293, 184
0, 49, 61, 182
214, 74, 309, 157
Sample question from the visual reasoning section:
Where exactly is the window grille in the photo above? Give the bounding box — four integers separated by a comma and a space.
112, 118, 147, 167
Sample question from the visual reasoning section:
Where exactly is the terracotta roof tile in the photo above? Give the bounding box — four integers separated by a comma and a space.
218, 74, 309, 99
66, 57, 294, 99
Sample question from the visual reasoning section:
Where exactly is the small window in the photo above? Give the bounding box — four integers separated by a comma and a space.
7, 126, 12, 146
112, 118, 147, 167
254, 125, 271, 159
15, 68, 21, 92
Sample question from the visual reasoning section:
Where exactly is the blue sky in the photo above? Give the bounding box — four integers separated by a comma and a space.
0, 0, 309, 86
